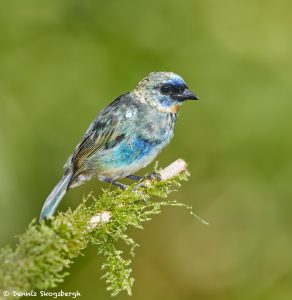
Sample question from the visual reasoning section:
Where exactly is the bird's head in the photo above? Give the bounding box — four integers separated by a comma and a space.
133, 72, 199, 112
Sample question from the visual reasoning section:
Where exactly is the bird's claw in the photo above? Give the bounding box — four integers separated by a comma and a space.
133, 181, 151, 204
132, 172, 161, 205
148, 172, 162, 181
133, 172, 161, 191
133, 181, 148, 191
132, 188, 148, 205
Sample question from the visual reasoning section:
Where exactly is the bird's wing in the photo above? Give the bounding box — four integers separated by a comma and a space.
68, 93, 137, 174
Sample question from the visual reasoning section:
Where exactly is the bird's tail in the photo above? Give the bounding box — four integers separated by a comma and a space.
39, 172, 72, 221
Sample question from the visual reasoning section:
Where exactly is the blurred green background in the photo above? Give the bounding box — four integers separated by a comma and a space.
1, 0, 292, 299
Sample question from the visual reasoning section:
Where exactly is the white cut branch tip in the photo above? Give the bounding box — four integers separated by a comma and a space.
158, 158, 188, 181
88, 211, 112, 230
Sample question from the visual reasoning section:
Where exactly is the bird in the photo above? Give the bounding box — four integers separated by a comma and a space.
40, 72, 199, 221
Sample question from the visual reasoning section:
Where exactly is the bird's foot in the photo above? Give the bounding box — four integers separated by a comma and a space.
148, 172, 162, 181
131, 172, 161, 203
100, 173, 161, 204
133, 181, 148, 191
133, 190, 148, 205
100, 176, 147, 204
126, 174, 162, 205
127, 172, 161, 189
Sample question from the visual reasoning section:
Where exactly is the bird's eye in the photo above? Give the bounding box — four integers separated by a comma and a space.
160, 83, 173, 94
178, 86, 185, 93
179, 84, 188, 93
160, 83, 187, 95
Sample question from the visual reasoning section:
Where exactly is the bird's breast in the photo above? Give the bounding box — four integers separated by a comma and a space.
137, 111, 177, 142
97, 135, 166, 179
96, 110, 178, 179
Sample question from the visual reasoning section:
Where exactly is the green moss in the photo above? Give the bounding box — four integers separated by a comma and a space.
0, 169, 202, 298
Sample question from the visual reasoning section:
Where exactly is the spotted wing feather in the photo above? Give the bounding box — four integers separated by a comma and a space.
66, 93, 137, 181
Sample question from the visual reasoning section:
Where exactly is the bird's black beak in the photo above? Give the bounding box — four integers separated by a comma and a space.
178, 89, 199, 101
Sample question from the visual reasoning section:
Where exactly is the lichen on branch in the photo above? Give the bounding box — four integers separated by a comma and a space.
0, 159, 204, 298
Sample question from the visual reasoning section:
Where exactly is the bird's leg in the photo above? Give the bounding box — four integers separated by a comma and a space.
127, 172, 161, 183
101, 175, 148, 204
130, 172, 162, 191
100, 176, 129, 190
148, 172, 162, 181
126, 175, 143, 181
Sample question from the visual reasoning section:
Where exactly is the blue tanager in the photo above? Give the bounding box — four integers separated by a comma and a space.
40, 72, 199, 221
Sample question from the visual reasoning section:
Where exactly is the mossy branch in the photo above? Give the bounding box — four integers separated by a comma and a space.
0, 159, 206, 299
